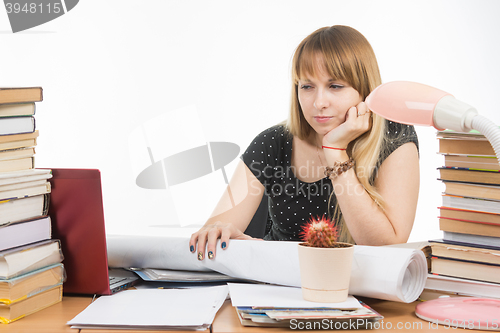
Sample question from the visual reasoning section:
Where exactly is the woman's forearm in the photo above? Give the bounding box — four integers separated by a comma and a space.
323, 145, 418, 245
329, 168, 403, 245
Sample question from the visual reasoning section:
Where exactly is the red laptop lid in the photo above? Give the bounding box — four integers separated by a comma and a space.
48, 168, 111, 295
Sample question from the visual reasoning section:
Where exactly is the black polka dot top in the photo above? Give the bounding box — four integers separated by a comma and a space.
241, 121, 418, 241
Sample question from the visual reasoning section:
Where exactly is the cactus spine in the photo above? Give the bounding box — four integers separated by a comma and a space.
299, 216, 338, 248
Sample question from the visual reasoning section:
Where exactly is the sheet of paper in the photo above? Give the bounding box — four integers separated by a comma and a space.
67, 285, 228, 329
228, 283, 362, 309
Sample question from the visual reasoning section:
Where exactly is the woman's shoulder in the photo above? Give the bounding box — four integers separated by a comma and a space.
376, 120, 419, 169
242, 124, 291, 159
241, 124, 291, 177
255, 124, 290, 138
384, 120, 419, 148
249, 124, 291, 145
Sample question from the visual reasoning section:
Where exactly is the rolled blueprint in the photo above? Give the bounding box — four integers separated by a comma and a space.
107, 235, 427, 303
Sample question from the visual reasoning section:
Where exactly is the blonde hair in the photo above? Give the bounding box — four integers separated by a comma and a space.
287, 25, 386, 243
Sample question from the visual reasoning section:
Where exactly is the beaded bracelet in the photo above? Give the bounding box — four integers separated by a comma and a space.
324, 158, 355, 179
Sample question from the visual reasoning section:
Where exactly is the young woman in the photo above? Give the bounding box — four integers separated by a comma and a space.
190, 25, 420, 260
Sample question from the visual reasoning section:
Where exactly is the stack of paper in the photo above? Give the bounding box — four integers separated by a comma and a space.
67, 285, 228, 330
228, 283, 382, 328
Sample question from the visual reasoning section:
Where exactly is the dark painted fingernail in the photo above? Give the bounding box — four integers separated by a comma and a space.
221, 242, 226, 249
208, 251, 214, 259
198, 252, 203, 260
190, 245, 194, 252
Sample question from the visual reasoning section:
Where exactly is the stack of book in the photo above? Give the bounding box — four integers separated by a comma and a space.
0, 87, 64, 324
425, 129, 500, 298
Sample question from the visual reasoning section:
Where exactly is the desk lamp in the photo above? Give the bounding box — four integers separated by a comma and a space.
366, 81, 500, 326
365, 81, 500, 165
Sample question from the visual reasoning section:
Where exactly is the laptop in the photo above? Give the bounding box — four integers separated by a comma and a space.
47, 168, 138, 295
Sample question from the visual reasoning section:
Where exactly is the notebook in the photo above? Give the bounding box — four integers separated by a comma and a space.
47, 168, 138, 295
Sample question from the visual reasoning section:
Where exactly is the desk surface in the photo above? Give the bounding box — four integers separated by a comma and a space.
1, 295, 493, 332
1, 295, 211, 333
1, 296, 91, 333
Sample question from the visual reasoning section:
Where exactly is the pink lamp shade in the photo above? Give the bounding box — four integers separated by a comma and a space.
365, 80, 500, 165
365, 81, 451, 129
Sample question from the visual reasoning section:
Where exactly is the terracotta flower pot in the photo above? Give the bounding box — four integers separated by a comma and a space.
297, 242, 354, 303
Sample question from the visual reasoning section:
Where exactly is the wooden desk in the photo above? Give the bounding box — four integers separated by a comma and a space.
2, 295, 493, 332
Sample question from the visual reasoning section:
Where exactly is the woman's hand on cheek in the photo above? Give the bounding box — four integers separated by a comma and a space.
323, 101, 372, 148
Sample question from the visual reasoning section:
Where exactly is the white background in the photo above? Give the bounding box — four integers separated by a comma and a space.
1, 0, 499, 241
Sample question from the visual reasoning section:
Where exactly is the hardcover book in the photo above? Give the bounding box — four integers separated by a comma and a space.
439, 167, 500, 185
439, 218, 500, 238
0, 181, 50, 202
443, 231, 500, 248
0, 240, 62, 279
443, 154, 500, 171
439, 139, 495, 156
0, 131, 38, 144
430, 255, 500, 284
0, 216, 51, 251
0, 264, 64, 303
443, 181, 500, 201
429, 239, 500, 265
0, 131, 38, 152
439, 207, 500, 225
0, 194, 49, 229
0, 103, 35, 117
425, 273, 500, 299
0, 116, 35, 136
0, 285, 61, 324
0, 157, 34, 173
0, 87, 43, 104
442, 195, 500, 215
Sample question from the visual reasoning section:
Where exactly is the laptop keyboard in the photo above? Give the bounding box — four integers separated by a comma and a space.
109, 276, 127, 284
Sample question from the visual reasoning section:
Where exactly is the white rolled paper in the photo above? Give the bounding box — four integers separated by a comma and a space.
107, 235, 427, 303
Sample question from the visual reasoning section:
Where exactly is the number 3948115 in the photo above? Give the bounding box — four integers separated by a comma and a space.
437, 318, 499, 330
5, 2, 62, 14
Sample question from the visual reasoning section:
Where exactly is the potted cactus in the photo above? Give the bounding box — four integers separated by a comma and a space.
297, 216, 354, 303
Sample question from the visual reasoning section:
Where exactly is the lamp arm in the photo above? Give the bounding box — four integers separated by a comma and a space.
431, 96, 500, 165
470, 115, 500, 166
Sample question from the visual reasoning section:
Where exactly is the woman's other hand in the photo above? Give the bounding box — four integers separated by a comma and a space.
189, 222, 255, 260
